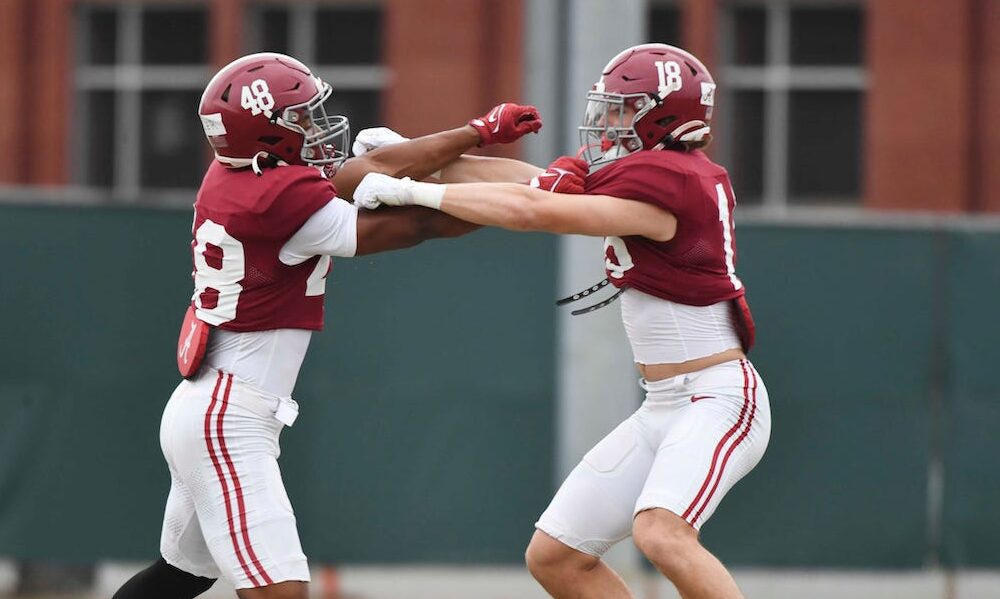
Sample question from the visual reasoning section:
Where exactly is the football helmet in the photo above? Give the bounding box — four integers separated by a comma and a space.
579, 43, 716, 166
199, 52, 349, 175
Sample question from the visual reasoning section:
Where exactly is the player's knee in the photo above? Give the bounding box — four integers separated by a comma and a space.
525, 530, 598, 581
634, 532, 691, 574
633, 509, 698, 573
524, 537, 556, 579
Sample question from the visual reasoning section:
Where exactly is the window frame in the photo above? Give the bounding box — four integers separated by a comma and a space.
244, 0, 389, 92
717, 0, 867, 209
71, 0, 388, 205
244, 2, 389, 170
74, 2, 211, 202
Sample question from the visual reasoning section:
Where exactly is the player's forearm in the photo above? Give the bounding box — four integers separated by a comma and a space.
335, 125, 480, 199
438, 155, 544, 184
439, 183, 542, 231
354, 205, 480, 255
368, 125, 481, 181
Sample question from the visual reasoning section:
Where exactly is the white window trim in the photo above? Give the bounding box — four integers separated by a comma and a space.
719, 1, 867, 211
72, 2, 387, 205
75, 3, 207, 201
246, 2, 388, 89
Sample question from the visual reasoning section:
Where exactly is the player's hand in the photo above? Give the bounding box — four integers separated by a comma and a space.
353, 173, 412, 209
351, 127, 410, 157
468, 103, 542, 146
353, 173, 416, 209
354, 173, 446, 210
529, 156, 589, 194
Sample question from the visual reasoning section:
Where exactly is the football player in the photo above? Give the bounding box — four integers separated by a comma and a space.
354, 44, 771, 599
112, 52, 542, 599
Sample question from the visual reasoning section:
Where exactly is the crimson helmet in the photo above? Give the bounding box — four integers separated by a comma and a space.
579, 43, 716, 166
199, 52, 349, 174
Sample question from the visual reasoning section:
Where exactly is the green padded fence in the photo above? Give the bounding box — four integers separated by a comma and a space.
0, 204, 556, 564
0, 204, 998, 568
703, 226, 938, 568
939, 232, 1000, 568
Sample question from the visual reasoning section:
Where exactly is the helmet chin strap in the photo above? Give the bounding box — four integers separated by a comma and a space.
556, 278, 626, 316
251, 152, 267, 176
250, 152, 289, 176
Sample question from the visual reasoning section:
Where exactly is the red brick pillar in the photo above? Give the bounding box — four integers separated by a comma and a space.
27, 0, 71, 185
682, 0, 717, 73
210, 0, 245, 69
681, 0, 718, 159
866, 0, 974, 211
0, 0, 28, 183
383, 0, 524, 158
974, 0, 1000, 212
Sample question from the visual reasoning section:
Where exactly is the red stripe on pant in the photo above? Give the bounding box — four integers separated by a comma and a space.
216, 373, 274, 585
681, 360, 752, 524
203, 371, 262, 587
689, 362, 758, 525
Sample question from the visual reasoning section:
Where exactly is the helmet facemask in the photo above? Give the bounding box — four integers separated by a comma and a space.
278, 79, 350, 177
578, 91, 649, 167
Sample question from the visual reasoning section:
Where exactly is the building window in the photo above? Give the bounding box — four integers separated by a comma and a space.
245, 2, 386, 143
75, 3, 211, 199
74, 1, 386, 202
646, 2, 681, 45
719, 2, 866, 208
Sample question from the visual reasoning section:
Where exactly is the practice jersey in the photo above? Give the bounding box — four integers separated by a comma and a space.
191, 161, 337, 332
585, 149, 745, 307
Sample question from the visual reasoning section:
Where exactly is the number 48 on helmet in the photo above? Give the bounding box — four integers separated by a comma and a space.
199, 52, 350, 177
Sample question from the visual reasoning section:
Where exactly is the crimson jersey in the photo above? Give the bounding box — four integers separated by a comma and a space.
191, 161, 335, 332
585, 149, 745, 307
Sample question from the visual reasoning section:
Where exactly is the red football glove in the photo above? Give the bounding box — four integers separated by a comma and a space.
529, 156, 589, 194
468, 103, 542, 146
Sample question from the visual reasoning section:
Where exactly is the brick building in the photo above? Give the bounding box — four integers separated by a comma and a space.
0, 0, 997, 211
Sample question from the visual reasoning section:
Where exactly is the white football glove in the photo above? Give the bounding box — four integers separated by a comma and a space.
351, 127, 410, 158
353, 173, 445, 210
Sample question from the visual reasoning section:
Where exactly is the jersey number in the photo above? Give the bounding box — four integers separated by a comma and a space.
604, 185, 742, 292
192, 220, 330, 325
193, 220, 245, 325
305, 255, 331, 297
716, 183, 743, 291
604, 236, 635, 279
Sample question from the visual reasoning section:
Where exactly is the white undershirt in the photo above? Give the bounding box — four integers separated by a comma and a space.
620, 287, 741, 365
279, 197, 359, 265
204, 198, 360, 397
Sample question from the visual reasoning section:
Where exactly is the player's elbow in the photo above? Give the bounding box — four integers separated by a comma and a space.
645, 213, 678, 242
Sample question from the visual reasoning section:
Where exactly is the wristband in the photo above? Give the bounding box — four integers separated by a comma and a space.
410, 181, 447, 210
